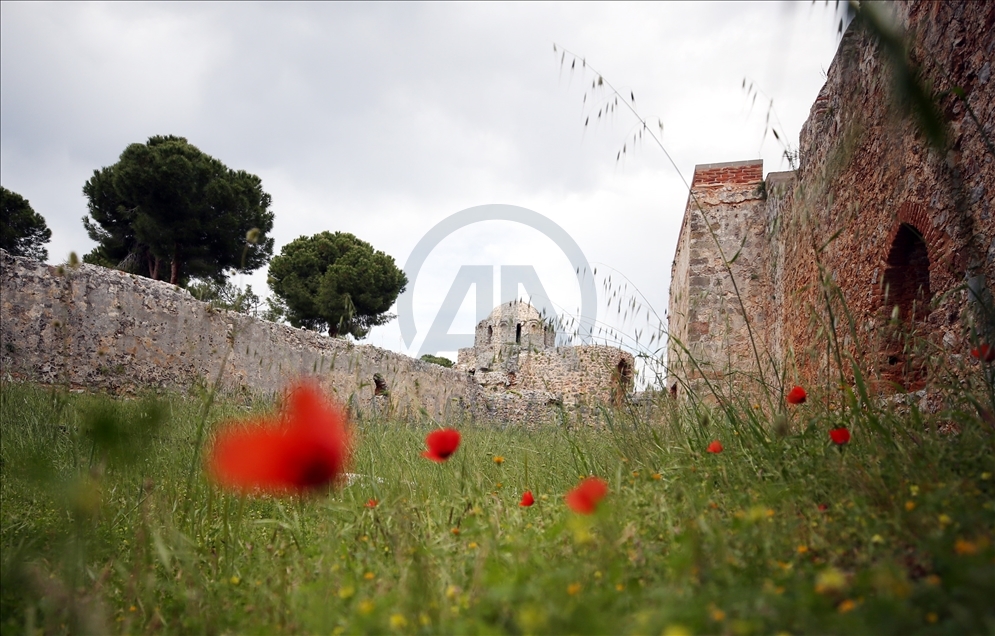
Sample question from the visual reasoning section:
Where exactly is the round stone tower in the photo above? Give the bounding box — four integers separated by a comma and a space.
474, 300, 555, 351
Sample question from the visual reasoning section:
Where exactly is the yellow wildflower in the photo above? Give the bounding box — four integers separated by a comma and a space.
815, 567, 847, 594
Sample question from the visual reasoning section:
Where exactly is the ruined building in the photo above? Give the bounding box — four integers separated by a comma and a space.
458, 301, 634, 419
668, 1, 994, 397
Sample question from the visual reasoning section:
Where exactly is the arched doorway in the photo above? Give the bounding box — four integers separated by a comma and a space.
880, 223, 932, 390
611, 359, 633, 407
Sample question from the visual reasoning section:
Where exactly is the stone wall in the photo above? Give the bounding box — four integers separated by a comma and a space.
0, 251, 481, 421
666, 160, 772, 396
1, 252, 632, 425
459, 301, 635, 416
667, 0, 995, 397
781, 0, 995, 389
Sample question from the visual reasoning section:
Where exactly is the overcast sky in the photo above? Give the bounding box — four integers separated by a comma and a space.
1, 2, 844, 384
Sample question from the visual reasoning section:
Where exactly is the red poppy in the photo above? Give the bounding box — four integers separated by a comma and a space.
520, 491, 535, 507
365, 499, 378, 508
829, 427, 851, 445
423, 428, 461, 462
707, 440, 723, 454
787, 386, 807, 404
565, 477, 608, 514
818, 503, 829, 512
971, 343, 995, 363
208, 381, 351, 495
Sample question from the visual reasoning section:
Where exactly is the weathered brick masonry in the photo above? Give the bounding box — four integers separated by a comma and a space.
669, 0, 994, 396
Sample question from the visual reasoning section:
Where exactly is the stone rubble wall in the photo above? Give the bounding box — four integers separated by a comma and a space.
0, 251, 480, 421
513, 345, 634, 407
0, 251, 630, 425
666, 161, 771, 396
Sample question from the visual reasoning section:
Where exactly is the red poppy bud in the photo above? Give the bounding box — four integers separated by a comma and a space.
829, 428, 851, 445
787, 386, 807, 405
422, 428, 461, 462
706, 440, 723, 454
365, 499, 378, 508
520, 491, 535, 507
565, 477, 608, 514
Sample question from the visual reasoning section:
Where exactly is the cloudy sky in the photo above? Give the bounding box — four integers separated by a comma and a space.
1, 2, 844, 383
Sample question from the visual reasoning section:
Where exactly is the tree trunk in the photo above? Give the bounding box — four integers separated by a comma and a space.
170, 244, 180, 285
149, 255, 159, 280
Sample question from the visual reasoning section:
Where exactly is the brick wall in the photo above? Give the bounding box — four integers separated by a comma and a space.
668, 0, 995, 398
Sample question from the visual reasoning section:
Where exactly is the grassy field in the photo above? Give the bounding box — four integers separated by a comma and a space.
1, 378, 993, 635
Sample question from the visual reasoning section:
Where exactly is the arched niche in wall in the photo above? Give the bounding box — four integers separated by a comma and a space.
882, 223, 932, 322
877, 202, 948, 391
611, 358, 634, 407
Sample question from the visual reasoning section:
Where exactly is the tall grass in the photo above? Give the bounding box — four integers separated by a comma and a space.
2, 376, 992, 634
3, 7, 993, 634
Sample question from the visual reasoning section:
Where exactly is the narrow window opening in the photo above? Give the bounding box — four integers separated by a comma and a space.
516, 323, 521, 344
880, 223, 932, 390
487, 325, 492, 345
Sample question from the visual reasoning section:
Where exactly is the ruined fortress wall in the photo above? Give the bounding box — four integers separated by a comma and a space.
666, 196, 693, 387
0, 251, 479, 421
1, 251, 632, 424
516, 345, 633, 405
668, 0, 994, 397
757, 170, 795, 372
780, 0, 994, 387
666, 161, 770, 395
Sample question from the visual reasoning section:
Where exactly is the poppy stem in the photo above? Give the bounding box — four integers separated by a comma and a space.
181, 336, 236, 527
524, 455, 530, 492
